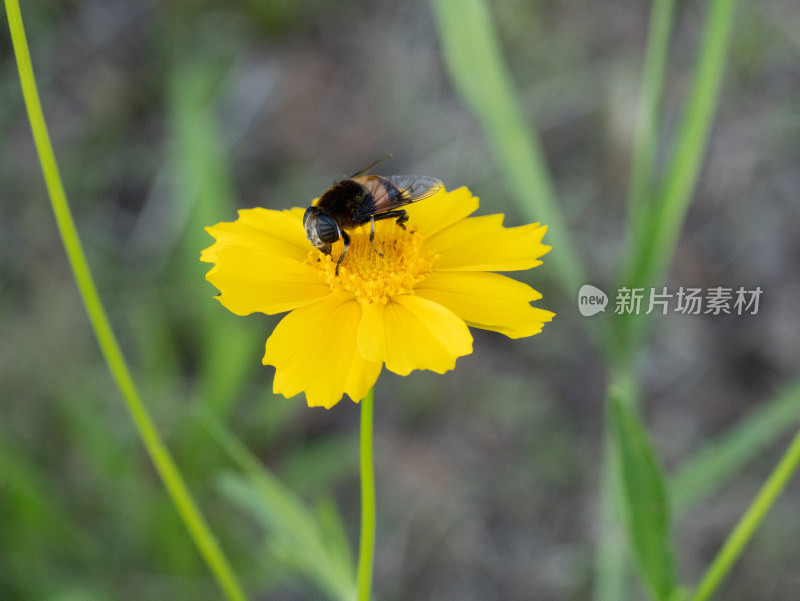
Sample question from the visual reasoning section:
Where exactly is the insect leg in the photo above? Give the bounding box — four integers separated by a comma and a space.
369, 217, 384, 258
372, 209, 409, 229
335, 230, 351, 276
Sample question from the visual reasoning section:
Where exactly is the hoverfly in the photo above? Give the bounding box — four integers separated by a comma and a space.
303, 157, 443, 275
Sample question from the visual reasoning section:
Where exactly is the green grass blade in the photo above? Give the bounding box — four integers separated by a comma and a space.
593, 435, 630, 601
623, 0, 738, 292
625, 0, 676, 260
431, 0, 585, 296
690, 425, 800, 601
167, 56, 263, 418
671, 378, 800, 515
609, 375, 678, 601
616, 0, 738, 358
200, 409, 356, 601
219, 476, 356, 601
4, 4, 249, 600
595, 6, 679, 596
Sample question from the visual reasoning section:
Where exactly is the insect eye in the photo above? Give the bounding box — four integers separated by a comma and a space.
316, 214, 340, 243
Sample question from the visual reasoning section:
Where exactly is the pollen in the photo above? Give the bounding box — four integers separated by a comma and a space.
310, 221, 438, 305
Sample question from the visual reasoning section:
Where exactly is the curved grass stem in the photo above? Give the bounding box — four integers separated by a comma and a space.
4, 2, 248, 600
690, 427, 800, 601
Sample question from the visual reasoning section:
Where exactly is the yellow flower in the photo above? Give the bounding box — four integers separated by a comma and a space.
201, 186, 554, 408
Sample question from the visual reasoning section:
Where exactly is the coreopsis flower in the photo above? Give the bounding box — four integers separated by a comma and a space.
201, 185, 553, 408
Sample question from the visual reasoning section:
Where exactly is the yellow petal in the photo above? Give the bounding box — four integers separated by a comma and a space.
201, 207, 309, 265
403, 186, 479, 237
356, 301, 387, 363
207, 246, 330, 315
415, 271, 555, 339
423, 214, 551, 271
263, 293, 381, 408
358, 295, 473, 376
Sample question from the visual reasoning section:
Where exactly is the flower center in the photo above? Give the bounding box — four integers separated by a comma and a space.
309, 220, 437, 304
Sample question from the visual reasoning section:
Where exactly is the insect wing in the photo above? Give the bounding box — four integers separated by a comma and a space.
351, 174, 444, 223
386, 175, 443, 202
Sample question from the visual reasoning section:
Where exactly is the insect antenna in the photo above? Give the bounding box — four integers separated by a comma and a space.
348, 154, 393, 178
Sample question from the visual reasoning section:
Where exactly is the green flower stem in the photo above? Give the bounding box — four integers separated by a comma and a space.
4, 3, 248, 601
690, 426, 800, 601
357, 386, 376, 601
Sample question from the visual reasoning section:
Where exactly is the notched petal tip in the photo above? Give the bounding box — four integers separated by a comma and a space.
415, 271, 554, 340
262, 294, 381, 410
381, 296, 473, 376
424, 213, 553, 272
